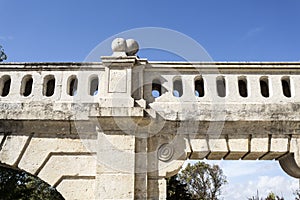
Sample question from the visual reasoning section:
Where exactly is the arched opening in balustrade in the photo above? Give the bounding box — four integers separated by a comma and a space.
216, 76, 226, 97
195, 76, 204, 97
43, 75, 55, 97
21, 75, 33, 97
173, 77, 183, 97
281, 76, 291, 98
152, 79, 162, 98
260, 76, 269, 98
238, 76, 248, 98
67, 76, 78, 96
0, 75, 11, 97
89, 76, 99, 96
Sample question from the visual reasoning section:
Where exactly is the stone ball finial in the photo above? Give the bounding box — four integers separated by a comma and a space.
111, 38, 127, 53
126, 39, 139, 56
111, 38, 139, 56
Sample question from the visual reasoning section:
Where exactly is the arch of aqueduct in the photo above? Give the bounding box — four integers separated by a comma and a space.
0, 38, 300, 199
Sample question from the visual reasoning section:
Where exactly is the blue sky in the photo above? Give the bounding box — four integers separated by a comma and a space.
203, 160, 298, 199
1, 0, 300, 199
1, 0, 300, 62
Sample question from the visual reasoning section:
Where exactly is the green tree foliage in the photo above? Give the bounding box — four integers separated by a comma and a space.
265, 192, 284, 200
167, 174, 192, 200
177, 161, 227, 200
0, 45, 7, 62
248, 192, 284, 200
0, 163, 64, 200
294, 189, 300, 200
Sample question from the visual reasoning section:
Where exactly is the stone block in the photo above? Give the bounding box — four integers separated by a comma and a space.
96, 174, 134, 200
38, 155, 96, 186
225, 138, 248, 160
97, 149, 135, 174
18, 137, 91, 174
97, 134, 135, 152
109, 69, 127, 93
208, 139, 228, 160
97, 134, 135, 173
0, 135, 29, 165
56, 178, 96, 200
262, 137, 289, 160
243, 137, 268, 160
189, 138, 209, 159
147, 178, 166, 200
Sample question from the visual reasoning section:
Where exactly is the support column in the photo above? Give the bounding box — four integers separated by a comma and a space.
147, 176, 167, 200
134, 136, 148, 199
146, 134, 190, 199
96, 130, 136, 199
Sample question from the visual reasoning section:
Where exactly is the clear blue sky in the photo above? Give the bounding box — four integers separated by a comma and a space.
1, 0, 300, 62
1, 1, 300, 199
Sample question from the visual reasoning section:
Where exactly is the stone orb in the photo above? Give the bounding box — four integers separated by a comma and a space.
126, 39, 139, 56
111, 38, 127, 52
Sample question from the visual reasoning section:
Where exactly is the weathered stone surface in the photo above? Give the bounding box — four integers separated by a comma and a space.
207, 138, 228, 160
96, 174, 134, 199
190, 138, 210, 159
38, 155, 96, 186
18, 137, 94, 174
57, 178, 96, 200
0, 135, 29, 165
225, 136, 248, 160
1, 54, 300, 199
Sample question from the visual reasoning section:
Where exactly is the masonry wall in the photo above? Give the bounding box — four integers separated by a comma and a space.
0, 61, 300, 199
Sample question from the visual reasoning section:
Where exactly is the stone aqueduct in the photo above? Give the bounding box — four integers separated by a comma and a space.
1, 39, 300, 199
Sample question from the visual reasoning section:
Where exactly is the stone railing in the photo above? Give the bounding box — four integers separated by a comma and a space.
0, 61, 299, 113
0, 63, 104, 102
144, 62, 300, 103
1, 62, 300, 104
